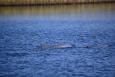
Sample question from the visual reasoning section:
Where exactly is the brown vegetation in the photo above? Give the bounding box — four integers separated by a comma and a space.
0, 0, 114, 6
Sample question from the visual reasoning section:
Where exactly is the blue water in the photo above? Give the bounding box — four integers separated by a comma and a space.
0, 4, 115, 77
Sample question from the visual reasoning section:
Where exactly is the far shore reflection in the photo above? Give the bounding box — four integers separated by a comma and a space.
0, 3, 115, 16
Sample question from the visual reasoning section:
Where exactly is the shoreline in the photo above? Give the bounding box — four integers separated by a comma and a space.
0, 1, 114, 7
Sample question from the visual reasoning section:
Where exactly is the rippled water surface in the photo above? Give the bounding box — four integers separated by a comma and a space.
0, 3, 115, 77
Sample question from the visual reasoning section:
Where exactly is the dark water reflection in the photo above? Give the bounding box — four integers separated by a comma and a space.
0, 3, 115, 77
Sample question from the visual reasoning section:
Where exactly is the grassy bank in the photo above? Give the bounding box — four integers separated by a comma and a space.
0, 0, 115, 6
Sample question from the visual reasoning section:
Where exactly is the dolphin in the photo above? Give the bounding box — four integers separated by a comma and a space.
38, 43, 75, 50
52, 44, 74, 49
